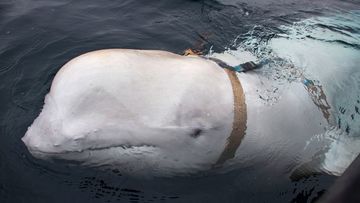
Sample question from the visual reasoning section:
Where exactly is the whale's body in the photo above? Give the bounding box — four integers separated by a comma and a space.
21, 49, 349, 176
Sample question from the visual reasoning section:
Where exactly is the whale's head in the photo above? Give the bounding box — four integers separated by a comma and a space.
22, 82, 234, 176
21, 49, 236, 176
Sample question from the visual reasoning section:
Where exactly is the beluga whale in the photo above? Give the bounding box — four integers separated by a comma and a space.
21, 47, 358, 177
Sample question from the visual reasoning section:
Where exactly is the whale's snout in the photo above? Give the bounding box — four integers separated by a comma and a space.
21, 94, 68, 158
21, 111, 65, 158
21, 129, 54, 158
21, 134, 32, 150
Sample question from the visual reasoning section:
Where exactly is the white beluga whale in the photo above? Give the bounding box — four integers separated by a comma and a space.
21, 48, 347, 177
22, 13, 360, 177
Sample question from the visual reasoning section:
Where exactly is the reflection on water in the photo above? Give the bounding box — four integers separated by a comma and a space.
0, 0, 360, 202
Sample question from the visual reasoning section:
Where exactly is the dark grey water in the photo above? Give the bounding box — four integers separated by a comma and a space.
1, 0, 360, 202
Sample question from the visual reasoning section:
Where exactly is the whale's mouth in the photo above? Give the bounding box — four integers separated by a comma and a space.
25, 143, 158, 157
81, 144, 157, 153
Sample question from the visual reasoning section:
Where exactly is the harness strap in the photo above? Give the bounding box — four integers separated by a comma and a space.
206, 57, 260, 73
214, 68, 247, 166
184, 53, 248, 166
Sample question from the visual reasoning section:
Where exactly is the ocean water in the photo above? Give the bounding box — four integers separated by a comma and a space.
0, 0, 360, 202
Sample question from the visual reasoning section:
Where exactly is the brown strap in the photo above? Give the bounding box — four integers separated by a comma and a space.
214, 68, 247, 166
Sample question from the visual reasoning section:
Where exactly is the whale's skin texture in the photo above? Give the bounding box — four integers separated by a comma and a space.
22, 49, 337, 177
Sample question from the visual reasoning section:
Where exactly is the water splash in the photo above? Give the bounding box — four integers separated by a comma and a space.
209, 10, 360, 175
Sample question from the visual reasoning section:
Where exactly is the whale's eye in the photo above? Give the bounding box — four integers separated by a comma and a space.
190, 128, 203, 138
